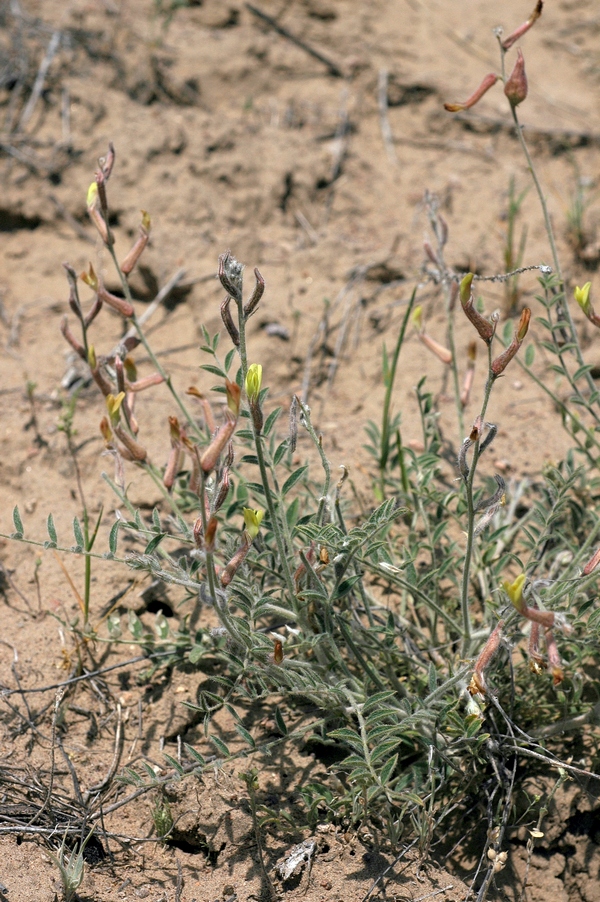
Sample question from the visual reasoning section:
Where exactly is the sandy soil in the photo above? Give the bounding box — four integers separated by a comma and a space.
1, 0, 600, 899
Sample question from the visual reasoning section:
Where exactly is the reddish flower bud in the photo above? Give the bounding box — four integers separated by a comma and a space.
97, 283, 134, 319
583, 547, 600, 576
126, 373, 164, 392
491, 307, 530, 376
200, 413, 237, 474
459, 274, 494, 344
114, 423, 147, 461
204, 515, 218, 553
504, 50, 528, 108
120, 212, 151, 275
444, 73, 499, 113
521, 605, 555, 629
469, 621, 504, 696
220, 536, 252, 587
502, 1, 543, 51
163, 445, 183, 489
418, 332, 453, 364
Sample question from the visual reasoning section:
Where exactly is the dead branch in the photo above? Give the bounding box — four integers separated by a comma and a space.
245, 3, 343, 77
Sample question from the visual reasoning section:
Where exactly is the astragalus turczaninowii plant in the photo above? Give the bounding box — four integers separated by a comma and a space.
3, 58, 600, 898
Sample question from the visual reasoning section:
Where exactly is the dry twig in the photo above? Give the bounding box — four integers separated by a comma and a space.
245, 3, 343, 76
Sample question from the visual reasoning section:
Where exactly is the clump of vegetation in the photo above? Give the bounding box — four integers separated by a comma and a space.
3, 4, 600, 901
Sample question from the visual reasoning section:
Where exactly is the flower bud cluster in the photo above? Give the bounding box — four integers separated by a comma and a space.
444, 5, 542, 117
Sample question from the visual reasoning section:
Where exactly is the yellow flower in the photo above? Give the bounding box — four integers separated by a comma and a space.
86, 182, 99, 209
502, 573, 526, 612
574, 282, 592, 316
245, 364, 263, 405
412, 306, 423, 331
460, 272, 474, 305
243, 507, 264, 540
80, 262, 98, 291
106, 392, 126, 424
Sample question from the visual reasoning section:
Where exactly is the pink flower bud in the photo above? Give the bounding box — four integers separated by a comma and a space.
120, 213, 151, 275
220, 536, 252, 587
444, 73, 499, 113
97, 283, 134, 319
502, 2, 543, 51
114, 423, 147, 461
504, 50, 528, 107
583, 547, 600, 575
469, 621, 504, 696
200, 414, 237, 474
163, 445, 183, 489
418, 332, 452, 365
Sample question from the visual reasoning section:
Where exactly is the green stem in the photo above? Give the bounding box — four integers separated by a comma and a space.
83, 512, 91, 624
141, 461, 190, 527
460, 344, 495, 657
233, 295, 297, 606
199, 471, 219, 607
379, 289, 417, 492
296, 398, 331, 526
446, 297, 465, 440
106, 243, 200, 437
505, 63, 596, 399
